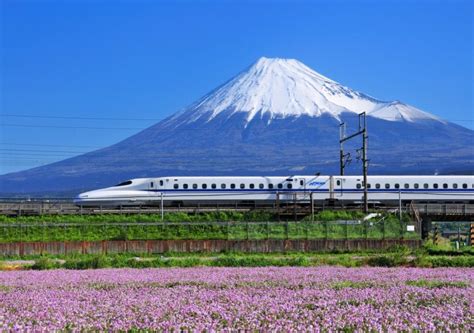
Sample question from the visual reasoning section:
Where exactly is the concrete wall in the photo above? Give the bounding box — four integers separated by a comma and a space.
0, 239, 421, 256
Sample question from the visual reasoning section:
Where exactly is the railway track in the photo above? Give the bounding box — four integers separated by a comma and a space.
0, 200, 473, 221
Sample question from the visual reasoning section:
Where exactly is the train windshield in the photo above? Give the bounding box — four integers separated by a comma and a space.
114, 180, 133, 187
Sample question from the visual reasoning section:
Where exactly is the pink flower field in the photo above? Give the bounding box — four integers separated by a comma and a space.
0, 267, 472, 331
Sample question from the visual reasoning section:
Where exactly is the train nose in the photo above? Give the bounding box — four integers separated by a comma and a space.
73, 191, 93, 205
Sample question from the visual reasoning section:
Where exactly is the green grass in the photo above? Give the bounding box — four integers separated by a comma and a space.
0, 211, 419, 242
331, 281, 377, 289
6, 252, 473, 270
0, 211, 274, 224
0, 210, 408, 224
406, 279, 469, 289
2, 242, 472, 270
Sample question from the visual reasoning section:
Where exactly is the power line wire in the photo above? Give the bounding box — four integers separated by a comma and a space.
1, 114, 164, 121
1, 123, 143, 130
0, 148, 90, 154
0, 143, 103, 149
1, 113, 472, 122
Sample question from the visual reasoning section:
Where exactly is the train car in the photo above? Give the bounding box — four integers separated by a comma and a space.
73, 175, 474, 207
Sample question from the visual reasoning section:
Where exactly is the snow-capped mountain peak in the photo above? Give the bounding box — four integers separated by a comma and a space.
173, 57, 441, 125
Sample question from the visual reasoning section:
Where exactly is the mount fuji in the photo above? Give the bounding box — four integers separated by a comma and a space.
1, 57, 473, 194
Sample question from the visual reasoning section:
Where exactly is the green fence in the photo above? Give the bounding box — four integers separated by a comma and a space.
0, 219, 420, 242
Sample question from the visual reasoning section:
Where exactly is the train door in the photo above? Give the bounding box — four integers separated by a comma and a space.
148, 180, 161, 197
295, 178, 308, 200
335, 178, 344, 197
148, 180, 156, 191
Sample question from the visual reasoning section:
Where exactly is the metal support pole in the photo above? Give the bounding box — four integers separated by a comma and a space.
362, 113, 368, 214
399, 190, 403, 238
457, 224, 461, 246
310, 192, 314, 222
339, 112, 368, 213
276, 192, 280, 222
293, 193, 297, 222
160, 193, 164, 221
339, 123, 345, 176
399, 190, 402, 224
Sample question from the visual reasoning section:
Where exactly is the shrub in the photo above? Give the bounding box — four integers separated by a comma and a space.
31, 258, 61, 270
64, 255, 111, 269
428, 256, 474, 268
366, 255, 401, 267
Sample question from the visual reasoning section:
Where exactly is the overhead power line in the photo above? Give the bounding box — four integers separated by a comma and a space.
0, 148, 89, 154
0, 152, 81, 157
0, 123, 143, 130
1, 114, 165, 121
1, 113, 472, 123
0, 143, 103, 149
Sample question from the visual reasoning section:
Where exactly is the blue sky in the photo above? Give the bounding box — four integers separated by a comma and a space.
1, 0, 473, 175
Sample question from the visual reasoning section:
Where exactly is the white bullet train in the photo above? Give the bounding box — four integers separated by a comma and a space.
74, 175, 474, 207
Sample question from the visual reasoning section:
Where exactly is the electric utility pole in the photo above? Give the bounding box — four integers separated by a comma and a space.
339, 123, 351, 175
339, 112, 369, 213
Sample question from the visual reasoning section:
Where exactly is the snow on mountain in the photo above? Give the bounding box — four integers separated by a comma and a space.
369, 101, 442, 122
172, 57, 441, 125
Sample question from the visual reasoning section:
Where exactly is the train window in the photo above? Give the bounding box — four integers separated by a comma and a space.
443, 183, 448, 189
259, 184, 264, 189
300, 180, 304, 186
453, 183, 458, 189
230, 184, 236, 189
367, 183, 371, 189
249, 184, 255, 189
150, 182, 154, 188
423, 183, 429, 189
433, 183, 438, 189
221, 184, 226, 189
462, 183, 467, 189
356, 184, 361, 189
183, 184, 188, 189
336, 180, 341, 186
240, 184, 245, 189
115, 180, 132, 187
193, 184, 198, 189
385, 184, 390, 189
159, 180, 164, 186
269, 184, 274, 189
404, 184, 409, 189
414, 183, 419, 189
173, 184, 179, 189
394, 183, 400, 189
375, 184, 380, 189
278, 183, 283, 189
202, 184, 207, 189
211, 184, 216, 189
287, 183, 292, 189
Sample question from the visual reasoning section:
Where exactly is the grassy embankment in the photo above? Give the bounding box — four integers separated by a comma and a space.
1, 243, 473, 270
0, 210, 417, 242
1, 210, 470, 269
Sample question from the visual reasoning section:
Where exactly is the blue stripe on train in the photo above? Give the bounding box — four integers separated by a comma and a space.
143, 188, 474, 193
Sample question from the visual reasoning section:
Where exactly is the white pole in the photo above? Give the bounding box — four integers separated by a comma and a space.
399, 190, 402, 224
160, 192, 164, 221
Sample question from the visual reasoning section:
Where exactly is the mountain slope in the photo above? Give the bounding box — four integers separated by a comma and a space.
169, 57, 441, 125
1, 57, 472, 194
